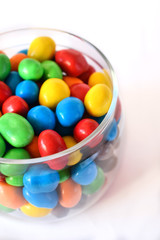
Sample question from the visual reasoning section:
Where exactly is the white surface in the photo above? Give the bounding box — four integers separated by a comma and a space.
0, 0, 160, 239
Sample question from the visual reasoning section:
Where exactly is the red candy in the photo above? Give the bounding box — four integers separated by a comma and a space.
0, 82, 12, 107
55, 49, 89, 77
0, 173, 5, 182
38, 130, 67, 170
78, 65, 95, 83
70, 83, 90, 102
2, 96, 29, 117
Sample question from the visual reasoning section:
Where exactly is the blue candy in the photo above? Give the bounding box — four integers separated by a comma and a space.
18, 49, 28, 55
71, 158, 97, 185
56, 97, 85, 127
15, 80, 39, 105
5, 71, 22, 94
23, 164, 60, 193
27, 106, 56, 135
106, 118, 118, 142
23, 187, 58, 209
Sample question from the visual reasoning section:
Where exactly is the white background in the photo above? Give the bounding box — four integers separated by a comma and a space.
0, 0, 160, 239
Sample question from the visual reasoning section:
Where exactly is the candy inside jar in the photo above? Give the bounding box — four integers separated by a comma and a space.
0, 28, 122, 221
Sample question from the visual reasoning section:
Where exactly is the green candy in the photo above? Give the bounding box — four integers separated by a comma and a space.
18, 58, 43, 81
0, 134, 6, 157
0, 54, 11, 81
41, 60, 62, 80
58, 168, 70, 183
0, 113, 34, 147
6, 175, 24, 187
0, 203, 15, 213
82, 167, 105, 195
0, 148, 30, 176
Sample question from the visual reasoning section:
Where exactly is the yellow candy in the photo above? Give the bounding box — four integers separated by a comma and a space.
84, 84, 112, 117
88, 70, 112, 90
39, 78, 70, 109
28, 36, 56, 62
63, 136, 82, 166
20, 203, 52, 217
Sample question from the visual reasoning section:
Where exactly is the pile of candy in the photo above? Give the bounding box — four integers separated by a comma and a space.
0, 36, 121, 218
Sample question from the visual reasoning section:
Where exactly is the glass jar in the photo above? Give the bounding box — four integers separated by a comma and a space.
0, 28, 123, 221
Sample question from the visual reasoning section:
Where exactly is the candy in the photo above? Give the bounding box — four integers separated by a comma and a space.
84, 84, 113, 117
63, 136, 82, 166
106, 119, 118, 142
25, 136, 40, 158
2, 96, 29, 117
70, 83, 90, 102
10, 53, 28, 72
6, 175, 24, 187
56, 97, 85, 127
41, 60, 62, 80
115, 97, 122, 123
39, 78, 70, 109
0, 203, 15, 213
63, 76, 83, 87
71, 158, 97, 185
59, 178, 82, 208
38, 130, 67, 170
0, 134, 6, 157
0, 113, 34, 147
0, 182, 26, 209
23, 187, 58, 209
5, 71, 22, 94
1, 148, 30, 176
55, 49, 89, 77
27, 105, 56, 135
18, 49, 28, 55
82, 167, 105, 195
18, 58, 43, 81
28, 36, 56, 62
23, 164, 59, 193
78, 65, 95, 83
0, 81, 12, 107
88, 71, 112, 89
20, 203, 52, 217
16, 80, 39, 105
0, 54, 11, 81
58, 168, 70, 183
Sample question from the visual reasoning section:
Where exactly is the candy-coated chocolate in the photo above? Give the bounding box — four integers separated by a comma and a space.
82, 167, 105, 195
1, 148, 30, 176
10, 53, 28, 72
0, 54, 11, 81
18, 49, 28, 55
0, 134, 6, 157
18, 58, 43, 81
70, 83, 90, 102
27, 105, 56, 135
28, 36, 56, 62
84, 84, 113, 117
2, 96, 29, 117
63, 136, 82, 166
115, 97, 122, 123
106, 119, 118, 142
5, 71, 22, 94
55, 49, 89, 77
56, 97, 84, 127
38, 130, 67, 170
41, 60, 62, 80
25, 136, 40, 158
21, 203, 52, 217
6, 175, 24, 187
0, 182, 26, 209
23, 187, 58, 209
59, 178, 82, 208
16, 80, 39, 105
71, 158, 97, 185
74, 118, 99, 142
0, 203, 15, 212
0, 113, 34, 147
63, 76, 83, 87
0, 81, 12, 107
88, 71, 112, 90
78, 65, 95, 83
58, 168, 70, 183
39, 78, 70, 109
23, 164, 60, 193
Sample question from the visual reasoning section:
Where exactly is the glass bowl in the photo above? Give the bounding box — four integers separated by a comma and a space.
0, 28, 123, 222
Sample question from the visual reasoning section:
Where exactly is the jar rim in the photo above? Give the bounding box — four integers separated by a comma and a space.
0, 27, 118, 164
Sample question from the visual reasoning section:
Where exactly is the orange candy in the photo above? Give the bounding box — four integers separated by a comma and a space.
0, 182, 26, 209
63, 76, 83, 87
59, 178, 82, 208
10, 53, 28, 71
25, 136, 40, 158
0, 110, 2, 117
0, 50, 5, 54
